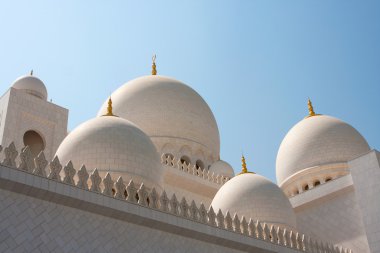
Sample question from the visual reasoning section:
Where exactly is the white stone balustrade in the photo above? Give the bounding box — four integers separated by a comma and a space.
161, 153, 230, 185
0, 142, 352, 253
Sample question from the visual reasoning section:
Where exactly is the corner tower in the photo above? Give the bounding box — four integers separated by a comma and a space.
0, 72, 68, 162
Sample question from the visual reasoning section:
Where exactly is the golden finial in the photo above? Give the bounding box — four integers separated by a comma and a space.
102, 97, 117, 117
241, 155, 248, 174
308, 98, 315, 117
237, 154, 255, 175
151, 54, 157, 75
30, 70, 33, 76
305, 98, 321, 118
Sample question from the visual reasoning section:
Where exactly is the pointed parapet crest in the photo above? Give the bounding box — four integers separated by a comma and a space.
179, 197, 189, 218
63, 161, 76, 185
256, 221, 264, 240
148, 187, 159, 209
90, 169, 101, 193
262, 223, 270, 241
18, 146, 34, 172
33, 151, 48, 177
48, 156, 62, 182
2, 142, 18, 168
169, 194, 179, 215
126, 179, 137, 203
102, 173, 114, 197
198, 203, 208, 224
207, 206, 217, 226
295, 232, 303, 250
77, 165, 89, 190
159, 190, 169, 212
248, 219, 256, 238
290, 230, 298, 248
137, 183, 149, 206
189, 200, 199, 221
114, 176, 126, 200
240, 217, 249, 235
270, 225, 278, 244
216, 209, 225, 229
232, 213, 241, 233
277, 227, 285, 246
224, 211, 233, 231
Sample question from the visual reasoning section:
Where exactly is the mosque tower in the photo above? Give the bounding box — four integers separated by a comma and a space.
0, 71, 68, 162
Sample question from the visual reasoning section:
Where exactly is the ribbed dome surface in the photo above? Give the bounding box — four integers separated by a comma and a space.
55, 116, 164, 189
211, 173, 297, 229
97, 75, 220, 163
276, 115, 370, 186
209, 160, 234, 178
12, 75, 48, 100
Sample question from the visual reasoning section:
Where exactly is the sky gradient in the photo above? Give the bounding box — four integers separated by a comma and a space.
1, 1, 379, 182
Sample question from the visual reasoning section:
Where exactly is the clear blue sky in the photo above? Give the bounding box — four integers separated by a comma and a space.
1, 1, 379, 183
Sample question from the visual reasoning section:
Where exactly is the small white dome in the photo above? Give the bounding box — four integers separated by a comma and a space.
276, 115, 370, 186
209, 160, 234, 178
97, 75, 220, 164
211, 173, 297, 229
12, 74, 48, 100
55, 116, 164, 190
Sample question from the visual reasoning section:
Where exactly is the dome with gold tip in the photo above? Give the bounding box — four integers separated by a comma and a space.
56, 98, 164, 190
276, 99, 370, 187
211, 156, 297, 229
97, 58, 220, 167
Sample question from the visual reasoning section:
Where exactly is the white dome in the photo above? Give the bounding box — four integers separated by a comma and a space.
276, 115, 370, 186
209, 160, 234, 178
211, 173, 296, 229
12, 75, 48, 100
97, 75, 220, 165
55, 116, 164, 190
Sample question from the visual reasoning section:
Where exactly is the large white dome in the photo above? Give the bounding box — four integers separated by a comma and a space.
55, 116, 164, 190
12, 74, 48, 100
276, 115, 370, 186
97, 75, 220, 167
211, 173, 297, 229
209, 160, 234, 178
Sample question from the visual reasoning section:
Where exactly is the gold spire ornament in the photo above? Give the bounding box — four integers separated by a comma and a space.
305, 98, 321, 118
102, 97, 117, 117
151, 54, 157, 75
241, 155, 248, 174
238, 154, 254, 175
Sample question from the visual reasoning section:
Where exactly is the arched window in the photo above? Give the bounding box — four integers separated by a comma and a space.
303, 184, 309, 191
313, 180, 321, 187
325, 177, 332, 182
180, 156, 191, 165
23, 130, 45, 157
196, 160, 204, 171
164, 153, 174, 166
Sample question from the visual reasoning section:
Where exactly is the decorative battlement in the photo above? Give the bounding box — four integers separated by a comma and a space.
161, 153, 230, 185
0, 142, 352, 253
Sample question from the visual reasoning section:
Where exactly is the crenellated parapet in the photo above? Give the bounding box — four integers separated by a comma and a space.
0, 142, 352, 253
161, 153, 230, 185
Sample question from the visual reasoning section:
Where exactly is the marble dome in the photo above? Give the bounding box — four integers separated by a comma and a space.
211, 173, 297, 229
55, 115, 164, 190
276, 115, 370, 186
209, 160, 234, 178
12, 74, 48, 100
97, 75, 220, 165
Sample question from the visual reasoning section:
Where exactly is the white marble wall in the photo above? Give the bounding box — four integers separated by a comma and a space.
291, 174, 370, 252
0, 161, 308, 253
0, 188, 251, 253
349, 150, 380, 253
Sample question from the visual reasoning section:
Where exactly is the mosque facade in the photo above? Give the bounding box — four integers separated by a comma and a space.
0, 61, 379, 253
